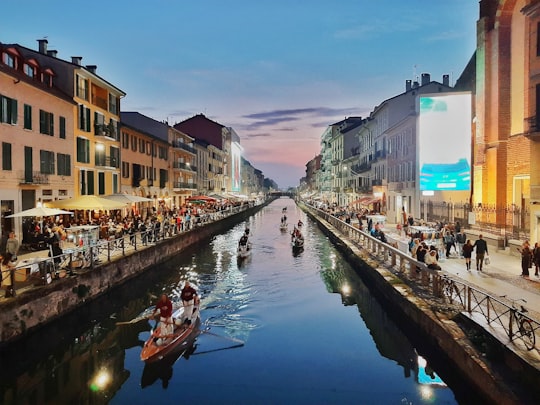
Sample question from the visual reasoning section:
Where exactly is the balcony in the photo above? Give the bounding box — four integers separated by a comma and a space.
94, 124, 119, 141
352, 163, 371, 173
95, 156, 119, 168
19, 171, 50, 185
172, 162, 197, 172
172, 141, 196, 154
173, 181, 197, 190
371, 179, 383, 186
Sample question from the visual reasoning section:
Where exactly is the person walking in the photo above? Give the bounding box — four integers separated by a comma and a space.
517, 240, 532, 277
472, 234, 489, 272
462, 240, 474, 271
5, 231, 19, 259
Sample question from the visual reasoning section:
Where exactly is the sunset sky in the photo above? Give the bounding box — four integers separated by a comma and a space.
1, 0, 478, 188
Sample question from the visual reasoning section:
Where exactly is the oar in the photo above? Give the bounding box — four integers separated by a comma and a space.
201, 328, 245, 345
116, 315, 152, 326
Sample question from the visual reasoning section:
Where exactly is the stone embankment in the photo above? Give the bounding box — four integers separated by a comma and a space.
300, 202, 534, 405
0, 201, 269, 345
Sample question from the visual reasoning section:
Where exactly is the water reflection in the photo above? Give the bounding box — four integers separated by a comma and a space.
0, 199, 466, 404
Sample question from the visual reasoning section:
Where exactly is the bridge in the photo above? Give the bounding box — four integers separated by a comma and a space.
269, 191, 295, 198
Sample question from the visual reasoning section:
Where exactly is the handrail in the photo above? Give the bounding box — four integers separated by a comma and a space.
302, 201, 539, 351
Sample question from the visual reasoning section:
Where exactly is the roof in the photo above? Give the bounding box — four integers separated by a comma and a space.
121, 112, 169, 142
174, 114, 225, 150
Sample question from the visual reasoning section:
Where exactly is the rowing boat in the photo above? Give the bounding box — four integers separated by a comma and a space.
140, 306, 201, 363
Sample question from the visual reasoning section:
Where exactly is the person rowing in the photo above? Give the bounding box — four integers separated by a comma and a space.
180, 281, 199, 324
153, 293, 174, 338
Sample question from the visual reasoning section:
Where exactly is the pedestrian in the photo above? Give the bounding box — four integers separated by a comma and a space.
443, 231, 454, 259
533, 242, 540, 277
455, 230, 466, 258
472, 234, 489, 271
462, 239, 474, 271
425, 249, 442, 270
0, 252, 17, 298
517, 240, 532, 277
5, 231, 19, 259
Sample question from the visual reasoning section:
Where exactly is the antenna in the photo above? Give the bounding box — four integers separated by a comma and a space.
413, 64, 417, 81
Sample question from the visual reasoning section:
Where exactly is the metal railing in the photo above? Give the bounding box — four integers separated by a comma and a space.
304, 202, 539, 352
3, 202, 255, 297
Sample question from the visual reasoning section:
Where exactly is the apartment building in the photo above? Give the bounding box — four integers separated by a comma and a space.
0, 41, 76, 238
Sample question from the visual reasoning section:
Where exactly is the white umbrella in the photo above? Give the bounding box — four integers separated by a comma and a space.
6, 207, 73, 218
103, 193, 153, 203
46, 195, 128, 210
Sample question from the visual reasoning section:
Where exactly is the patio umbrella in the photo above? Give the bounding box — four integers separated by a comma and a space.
6, 207, 73, 218
103, 193, 153, 203
46, 195, 128, 210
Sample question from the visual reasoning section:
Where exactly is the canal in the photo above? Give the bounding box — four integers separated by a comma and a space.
0, 198, 481, 404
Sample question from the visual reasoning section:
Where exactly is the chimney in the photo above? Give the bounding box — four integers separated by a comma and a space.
406, 80, 412, 92
421, 73, 430, 86
443, 74, 450, 86
37, 39, 48, 54
413, 81, 419, 89
86, 65, 97, 74
71, 56, 82, 65
47, 50, 58, 58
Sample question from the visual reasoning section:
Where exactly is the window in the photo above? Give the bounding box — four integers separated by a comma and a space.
42, 72, 53, 87
76, 137, 90, 163
122, 131, 129, 149
94, 112, 105, 135
122, 161, 129, 178
57, 153, 71, 176
146, 142, 151, 156
78, 104, 91, 131
131, 135, 137, 151
108, 93, 118, 115
110, 146, 120, 168
77, 75, 89, 100
24, 63, 35, 78
87, 171, 95, 195
98, 172, 105, 195
39, 110, 54, 135
0, 95, 17, 124
108, 119, 119, 140
537, 22, 540, 57
138, 138, 145, 153
80, 170, 87, 195
59, 116, 66, 139
24, 104, 32, 130
160, 169, 168, 188
40, 150, 55, 174
2, 52, 15, 68
2, 142, 12, 170
95, 144, 105, 166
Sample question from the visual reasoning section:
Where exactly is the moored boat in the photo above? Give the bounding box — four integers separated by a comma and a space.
141, 307, 201, 363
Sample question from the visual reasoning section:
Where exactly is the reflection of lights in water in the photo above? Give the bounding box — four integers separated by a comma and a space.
90, 369, 111, 392
341, 284, 351, 295
419, 385, 434, 400
330, 253, 336, 270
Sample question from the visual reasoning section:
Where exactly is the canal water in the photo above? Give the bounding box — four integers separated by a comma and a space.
1, 198, 480, 404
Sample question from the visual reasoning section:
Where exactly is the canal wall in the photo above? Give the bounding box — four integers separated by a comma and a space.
300, 203, 523, 405
0, 201, 270, 345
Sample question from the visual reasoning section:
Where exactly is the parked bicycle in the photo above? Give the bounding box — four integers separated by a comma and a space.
501, 295, 535, 351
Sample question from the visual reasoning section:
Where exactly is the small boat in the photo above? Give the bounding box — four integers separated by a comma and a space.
237, 241, 252, 259
279, 222, 288, 231
291, 235, 304, 249
141, 307, 201, 363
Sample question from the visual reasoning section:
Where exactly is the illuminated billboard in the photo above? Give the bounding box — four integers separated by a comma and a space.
231, 142, 241, 192
418, 93, 471, 191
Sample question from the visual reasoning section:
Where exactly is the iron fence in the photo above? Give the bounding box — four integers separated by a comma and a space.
420, 201, 530, 240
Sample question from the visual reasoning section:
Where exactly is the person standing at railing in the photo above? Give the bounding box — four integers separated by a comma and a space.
0, 253, 17, 298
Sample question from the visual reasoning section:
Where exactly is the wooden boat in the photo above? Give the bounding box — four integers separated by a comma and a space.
279, 222, 288, 231
141, 307, 201, 363
291, 235, 304, 249
237, 241, 252, 259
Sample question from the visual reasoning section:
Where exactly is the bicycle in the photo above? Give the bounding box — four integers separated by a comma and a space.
501, 295, 536, 351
